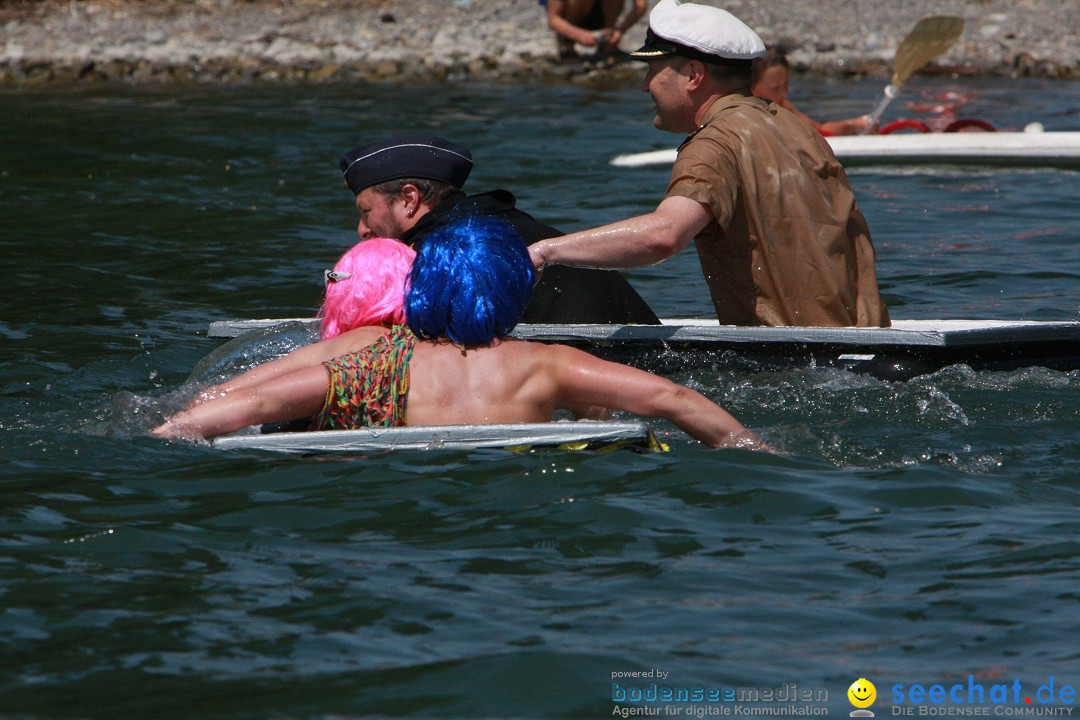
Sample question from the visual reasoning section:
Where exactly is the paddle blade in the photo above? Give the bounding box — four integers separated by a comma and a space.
892, 14, 965, 87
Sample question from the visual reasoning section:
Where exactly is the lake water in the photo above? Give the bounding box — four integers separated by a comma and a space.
1, 74, 1078, 719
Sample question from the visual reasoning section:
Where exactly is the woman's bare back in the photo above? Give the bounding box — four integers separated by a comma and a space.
404, 339, 562, 425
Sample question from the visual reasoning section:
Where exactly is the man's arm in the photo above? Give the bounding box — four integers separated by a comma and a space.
528, 195, 712, 270
613, 0, 643, 36
604, 0, 643, 48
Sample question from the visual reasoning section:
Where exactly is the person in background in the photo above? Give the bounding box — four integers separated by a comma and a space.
340, 135, 660, 326
541, 0, 648, 64
528, 0, 890, 328
152, 215, 765, 450
752, 47, 874, 136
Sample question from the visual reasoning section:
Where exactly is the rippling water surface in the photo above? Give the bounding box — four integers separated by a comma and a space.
1, 74, 1078, 719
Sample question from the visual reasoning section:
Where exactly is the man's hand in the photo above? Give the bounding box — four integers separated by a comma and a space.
528, 242, 547, 271
527, 242, 547, 285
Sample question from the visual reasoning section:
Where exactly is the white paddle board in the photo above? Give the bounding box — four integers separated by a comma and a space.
610, 131, 1080, 168
211, 420, 664, 454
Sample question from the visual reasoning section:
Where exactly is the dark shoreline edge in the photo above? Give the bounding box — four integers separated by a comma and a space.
4, 55, 1075, 90
1, 0, 1077, 87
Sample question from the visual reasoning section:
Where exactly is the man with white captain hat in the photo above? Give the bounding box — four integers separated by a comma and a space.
529, 0, 890, 328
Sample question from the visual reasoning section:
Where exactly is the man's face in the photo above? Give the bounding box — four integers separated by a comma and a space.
751, 64, 789, 104
354, 187, 414, 240
641, 58, 696, 133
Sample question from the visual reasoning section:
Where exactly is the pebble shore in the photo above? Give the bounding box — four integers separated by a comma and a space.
1, 0, 1077, 86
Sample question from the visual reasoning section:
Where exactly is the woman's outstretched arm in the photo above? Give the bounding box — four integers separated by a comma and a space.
193, 326, 385, 403
548, 345, 768, 450
151, 365, 329, 440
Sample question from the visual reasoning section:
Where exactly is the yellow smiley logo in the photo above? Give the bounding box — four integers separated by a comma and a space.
848, 678, 877, 709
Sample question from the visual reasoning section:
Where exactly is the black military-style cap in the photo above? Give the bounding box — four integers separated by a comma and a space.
339, 135, 474, 195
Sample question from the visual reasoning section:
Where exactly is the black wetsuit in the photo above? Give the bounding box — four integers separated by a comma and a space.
400, 190, 660, 325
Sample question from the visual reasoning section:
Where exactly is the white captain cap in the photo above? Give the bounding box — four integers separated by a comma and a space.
629, 0, 765, 64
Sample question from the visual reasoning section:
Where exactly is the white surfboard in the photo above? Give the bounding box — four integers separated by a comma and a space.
211, 420, 663, 454
610, 131, 1080, 168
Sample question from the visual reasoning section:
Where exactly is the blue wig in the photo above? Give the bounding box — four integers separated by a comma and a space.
405, 214, 534, 346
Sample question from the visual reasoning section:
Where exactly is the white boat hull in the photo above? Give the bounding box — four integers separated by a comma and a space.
610, 131, 1080, 168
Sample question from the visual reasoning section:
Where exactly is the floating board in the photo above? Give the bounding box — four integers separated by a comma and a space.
610, 131, 1080, 168
211, 420, 663, 454
515, 318, 1080, 379
206, 317, 1080, 380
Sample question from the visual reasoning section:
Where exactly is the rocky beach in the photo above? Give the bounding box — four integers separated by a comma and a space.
1, 0, 1077, 86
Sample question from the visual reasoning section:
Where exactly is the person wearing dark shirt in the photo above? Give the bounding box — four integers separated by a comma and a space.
339, 135, 660, 325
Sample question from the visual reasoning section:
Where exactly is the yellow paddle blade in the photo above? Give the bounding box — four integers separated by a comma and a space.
892, 14, 965, 87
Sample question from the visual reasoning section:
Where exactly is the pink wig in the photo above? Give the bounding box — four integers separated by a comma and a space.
318, 237, 416, 340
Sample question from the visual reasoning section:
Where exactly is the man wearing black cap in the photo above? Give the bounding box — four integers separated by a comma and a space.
528, 0, 890, 328
339, 135, 660, 326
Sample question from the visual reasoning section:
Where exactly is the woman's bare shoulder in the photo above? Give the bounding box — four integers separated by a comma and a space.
489, 338, 580, 361
334, 325, 387, 344
315, 325, 389, 360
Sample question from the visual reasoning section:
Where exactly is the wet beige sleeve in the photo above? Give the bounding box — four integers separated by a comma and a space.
665, 137, 738, 230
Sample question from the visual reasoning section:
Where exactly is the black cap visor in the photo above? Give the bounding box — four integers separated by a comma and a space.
629, 28, 753, 67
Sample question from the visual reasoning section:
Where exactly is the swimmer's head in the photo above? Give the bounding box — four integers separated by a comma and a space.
405, 214, 533, 346
319, 237, 415, 340
751, 47, 790, 104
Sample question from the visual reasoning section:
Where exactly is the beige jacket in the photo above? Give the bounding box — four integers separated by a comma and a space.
667, 94, 890, 327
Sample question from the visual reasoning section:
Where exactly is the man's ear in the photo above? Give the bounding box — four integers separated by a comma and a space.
399, 183, 423, 215
684, 59, 708, 91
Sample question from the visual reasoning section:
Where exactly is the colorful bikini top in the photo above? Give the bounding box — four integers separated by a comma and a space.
313, 324, 417, 430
